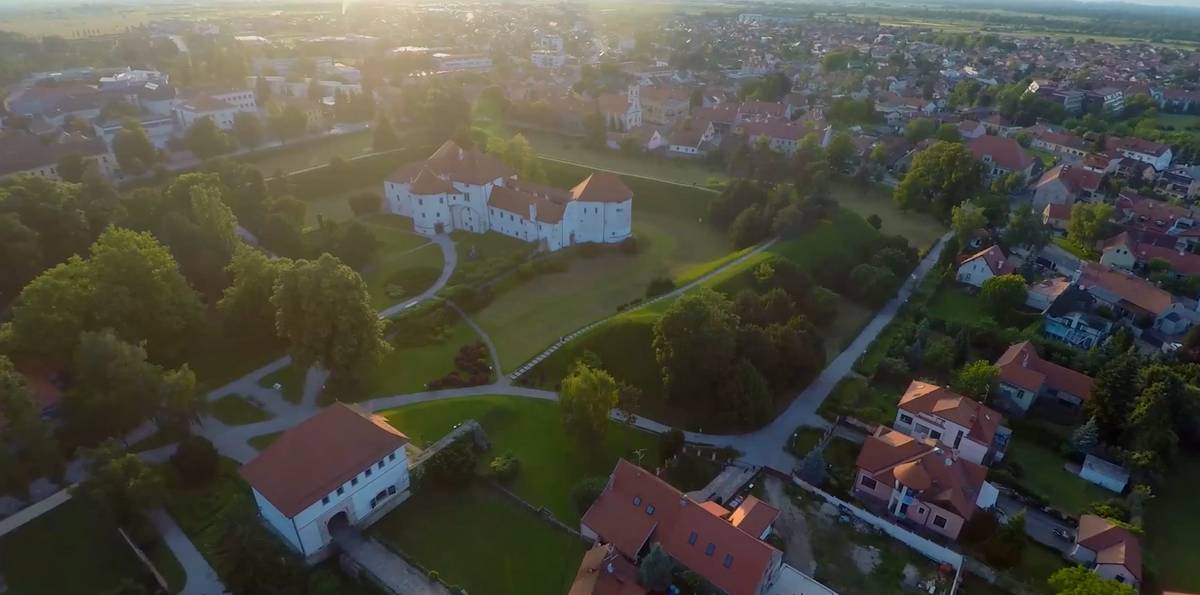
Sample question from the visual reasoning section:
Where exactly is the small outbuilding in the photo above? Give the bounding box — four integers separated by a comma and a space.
1078, 454, 1130, 494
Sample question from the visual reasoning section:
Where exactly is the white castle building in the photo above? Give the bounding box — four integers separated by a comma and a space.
384, 140, 634, 251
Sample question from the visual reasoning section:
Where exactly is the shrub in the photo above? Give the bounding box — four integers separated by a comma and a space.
347, 191, 382, 216
571, 476, 608, 514
423, 439, 477, 487
444, 284, 495, 312
619, 236, 640, 255
646, 276, 676, 299
428, 570, 440, 581
487, 452, 520, 482
170, 436, 220, 487
659, 429, 686, 464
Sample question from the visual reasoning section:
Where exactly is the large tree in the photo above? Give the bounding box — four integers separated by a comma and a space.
219, 247, 293, 338
64, 330, 168, 444
271, 254, 390, 391
268, 104, 308, 141
1087, 352, 1142, 442
184, 117, 234, 160
1067, 202, 1115, 254
232, 111, 264, 149
980, 274, 1028, 318
559, 362, 620, 439
0, 356, 64, 491
112, 119, 160, 174
76, 439, 165, 526
1005, 203, 1051, 251
953, 360, 1000, 401
894, 141, 983, 219
372, 113, 401, 151
950, 203, 987, 245
653, 288, 739, 408
1047, 566, 1134, 595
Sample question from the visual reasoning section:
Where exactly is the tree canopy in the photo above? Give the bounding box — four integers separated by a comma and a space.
559, 361, 620, 439
894, 141, 983, 219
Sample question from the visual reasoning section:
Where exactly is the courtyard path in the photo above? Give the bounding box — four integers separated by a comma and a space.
149, 508, 229, 595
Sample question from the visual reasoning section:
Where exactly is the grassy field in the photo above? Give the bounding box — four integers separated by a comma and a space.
210, 394, 272, 425
259, 364, 306, 404
362, 316, 485, 397
186, 325, 286, 392
475, 165, 731, 373
1004, 438, 1111, 515
1156, 113, 1200, 130
248, 432, 283, 451
927, 284, 996, 326
245, 131, 374, 176
522, 129, 723, 186
818, 376, 905, 426
357, 214, 444, 309
378, 395, 659, 523
1146, 454, 1200, 592
372, 482, 585, 595
0, 497, 182, 595
829, 181, 945, 251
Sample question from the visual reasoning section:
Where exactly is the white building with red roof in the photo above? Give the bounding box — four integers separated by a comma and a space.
384, 140, 633, 251
967, 135, 1035, 182
893, 381, 1009, 465
1070, 514, 1143, 588
239, 403, 412, 561
994, 341, 1094, 413
955, 245, 1016, 288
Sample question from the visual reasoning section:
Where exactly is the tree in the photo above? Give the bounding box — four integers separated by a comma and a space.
980, 274, 1028, 318
982, 509, 1027, 569
638, 544, 674, 592
64, 330, 168, 444
571, 477, 608, 514
583, 112, 606, 147
867, 214, 883, 230
422, 439, 476, 487
559, 362, 620, 439
0, 356, 63, 489
894, 141, 983, 218
271, 254, 390, 391
76, 439, 165, 526
849, 263, 899, 306
728, 203, 771, 248
950, 203, 987, 245
347, 192, 382, 216
904, 118, 938, 144
796, 447, 828, 486
113, 119, 160, 174
1067, 202, 1115, 254
826, 132, 856, 172
1068, 417, 1101, 457
254, 75, 272, 103
1087, 353, 1141, 442
654, 289, 739, 409
170, 435, 220, 487
232, 112, 264, 148
1005, 203, 1051, 251
184, 117, 234, 160
953, 360, 1000, 401
1047, 566, 1135, 595
56, 153, 88, 183
720, 358, 773, 427
268, 104, 308, 141
372, 113, 401, 151
935, 123, 962, 143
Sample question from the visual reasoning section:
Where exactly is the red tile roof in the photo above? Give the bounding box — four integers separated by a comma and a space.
1036, 164, 1103, 196
1079, 263, 1175, 316
581, 460, 779, 595
728, 496, 780, 538
968, 135, 1033, 172
960, 245, 1016, 276
1105, 232, 1200, 276
897, 381, 1005, 446
995, 342, 1094, 400
239, 403, 410, 517
409, 167, 457, 195
570, 173, 633, 203
855, 429, 989, 518
1077, 514, 1143, 580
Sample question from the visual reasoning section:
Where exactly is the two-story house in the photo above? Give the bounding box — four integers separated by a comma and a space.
1070, 515, 1143, 589
994, 342, 1095, 414
1077, 263, 1197, 337
956, 245, 1016, 288
892, 381, 1010, 465
1033, 164, 1104, 210
1041, 285, 1115, 349
968, 135, 1035, 183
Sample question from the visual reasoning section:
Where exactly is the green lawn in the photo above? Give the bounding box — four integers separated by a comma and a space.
378, 396, 659, 523
1053, 236, 1095, 261
1145, 454, 1200, 592
817, 376, 905, 426
1156, 113, 1200, 130
927, 284, 996, 326
361, 315, 485, 398
0, 497, 174, 594
449, 230, 536, 287
185, 323, 286, 392
829, 180, 946, 251
248, 431, 282, 451
258, 364, 306, 404
357, 214, 444, 309
523, 128, 723, 186
209, 394, 272, 426
372, 482, 585, 595
476, 193, 730, 373
245, 130, 374, 176
1003, 438, 1111, 515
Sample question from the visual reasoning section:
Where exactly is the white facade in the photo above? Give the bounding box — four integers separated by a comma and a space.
1078, 454, 1130, 494
956, 258, 997, 288
893, 409, 990, 465
531, 50, 566, 69
431, 53, 492, 72
254, 445, 410, 559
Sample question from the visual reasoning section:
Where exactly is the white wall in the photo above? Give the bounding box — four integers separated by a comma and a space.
956, 259, 994, 288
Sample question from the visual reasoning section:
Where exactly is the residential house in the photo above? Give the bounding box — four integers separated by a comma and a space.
740, 119, 829, 156
1027, 125, 1090, 161
430, 53, 493, 72
994, 341, 1094, 414
239, 403, 412, 562
874, 92, 936, 126
956, 245, 1016, 288
385, 140, 633, 251
1042, 203, 1072, 233
1156, 165, 1200, 200
1070, 515, 1142, 589
1026, 277, 1071, 310
579, 460, 816, 595
853, 428, 998, 541
958, 119, 986, 140
531, 50, 567, 69
1033, 164, 1103, 209
1114, 191, 1197, 239
175, 89, 256, 130
1041, 285, 1114, 349
598, 86, 642, 132
1105, 136, 1173, 172
1100, 231, 1200, 278
1084, 87, 1125, 114
981, 113, 1021, 137
0, 133, 115, 181
968, 135, 1035, 182
640, 86, 691, 127
892, 381, 1010, 465
1077, 263, 1196, 336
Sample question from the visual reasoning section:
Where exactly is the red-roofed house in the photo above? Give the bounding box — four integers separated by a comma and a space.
1033, 164, 1104, 209
239, 403, 411, 561
893, 381, 1009, 465
1076, 263, 1197, 336
1070, 515, 1143, 588
579, 460, 820, 595
1101, 231, 1200, 278
968, 135, 1035, 182
956, 245, 1016, 288
994, 342, 1094, 413
853, 428, 998, 541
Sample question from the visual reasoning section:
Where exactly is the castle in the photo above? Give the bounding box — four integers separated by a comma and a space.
383, 140, 634, 251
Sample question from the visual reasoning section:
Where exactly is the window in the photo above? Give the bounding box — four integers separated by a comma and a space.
351, 477, 359, 487
899, 503, 909, 514
365, 468, 373, 477
388, 486, 397, 495
378, 461, 385, 469
688, 531, 697, 545
646, 504, 655, 516
933, 515, 947, 528
723, 554, 733, 568
704, 543, 716, 557
389, 453, 396, 461
322, 496, 330, 505
929, 430, 942, 440
337, 487, 344, 496
899, 413, 914, 425
860, 476, 877, 490
632, 496, 642, 507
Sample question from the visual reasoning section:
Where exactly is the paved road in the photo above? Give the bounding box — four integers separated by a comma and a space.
996, 493, 1075, 554
612, 232, 952, 473
149, 508, 229, 595
332, 525, 449, 595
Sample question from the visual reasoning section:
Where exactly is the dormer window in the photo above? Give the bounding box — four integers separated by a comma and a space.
632, 496, 642, 507
723, 554, 734, 568
646, 504, 655, 516
704, 543, 716, 556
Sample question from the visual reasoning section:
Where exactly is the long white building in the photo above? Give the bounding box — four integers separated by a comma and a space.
384, 141, 634, 251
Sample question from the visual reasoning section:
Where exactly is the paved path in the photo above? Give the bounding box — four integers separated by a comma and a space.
149, 508, 229, 595
0, 488, 71, 538
610, 233, 952, 473
446, 301, 506, 385
509, 238, 779, 380
332, 525, 450, 595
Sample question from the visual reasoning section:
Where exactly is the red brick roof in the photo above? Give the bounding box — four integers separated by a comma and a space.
1036, 164, 1103, 196
240, 403, 409, 517
855, 429, 988, 518
960, 245, 1016, 276
568, 544, 647, 595
570, 172, 633, 203
728, 496, 780, 538
409, 167, 457, 195
897, 380, 1005, 446
1077, 514, 1143, 580
995, 342, 1094, 400
968, 135, 1033, 172
1079, 263, 1175, 316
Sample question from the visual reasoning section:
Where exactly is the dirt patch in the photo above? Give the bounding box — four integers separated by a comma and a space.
761, 477, 817, 574
850, 544, 881, 574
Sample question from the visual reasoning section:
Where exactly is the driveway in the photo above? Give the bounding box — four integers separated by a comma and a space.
995, 493, 1076, 554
